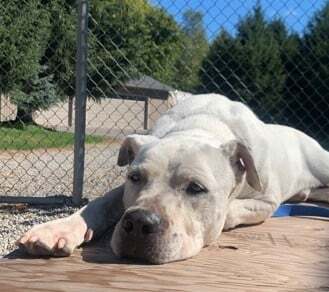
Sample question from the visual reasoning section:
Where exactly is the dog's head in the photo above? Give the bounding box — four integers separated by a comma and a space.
111, 134, 261, 264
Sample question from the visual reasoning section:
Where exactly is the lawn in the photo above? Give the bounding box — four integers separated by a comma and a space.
0, 123, 104, 150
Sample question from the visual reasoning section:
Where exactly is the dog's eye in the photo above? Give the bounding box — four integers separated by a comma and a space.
128, 172, 141, 183
186, 182, 207, 195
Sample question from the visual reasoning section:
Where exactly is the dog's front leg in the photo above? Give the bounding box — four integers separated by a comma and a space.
17, 185, 124, 257
223, 198, 278, 230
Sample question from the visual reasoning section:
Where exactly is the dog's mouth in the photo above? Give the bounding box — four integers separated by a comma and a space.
110, 207, 207, 264
110, 208, 180, 263
111, 221, 184, 264
116, 244, 167, 264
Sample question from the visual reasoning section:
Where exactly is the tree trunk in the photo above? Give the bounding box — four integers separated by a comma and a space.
15, 107, 34, 124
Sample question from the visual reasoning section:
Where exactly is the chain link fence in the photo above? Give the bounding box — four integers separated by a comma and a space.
0, 0, 328, 203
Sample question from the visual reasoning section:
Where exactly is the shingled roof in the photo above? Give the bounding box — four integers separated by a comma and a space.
116, 75, 174, 100
123, 75, 174, 91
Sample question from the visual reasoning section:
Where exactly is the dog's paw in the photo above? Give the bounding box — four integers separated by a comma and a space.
223, 218, 237, 231
16, 217, 89, 257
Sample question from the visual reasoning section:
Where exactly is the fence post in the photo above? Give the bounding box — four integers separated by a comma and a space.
73, 0, 88, 205
68, 96, 73, 127
144, 97, 149, 130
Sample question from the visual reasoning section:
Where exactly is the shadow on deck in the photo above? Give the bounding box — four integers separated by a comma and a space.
1, 217, 329, 291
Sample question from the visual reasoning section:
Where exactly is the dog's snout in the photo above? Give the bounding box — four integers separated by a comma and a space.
122, 209, 162, 235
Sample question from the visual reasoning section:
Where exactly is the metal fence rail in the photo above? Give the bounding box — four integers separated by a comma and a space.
0, 0, 328, 204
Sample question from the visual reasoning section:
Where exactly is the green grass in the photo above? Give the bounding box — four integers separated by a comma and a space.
0, 123, 105, 150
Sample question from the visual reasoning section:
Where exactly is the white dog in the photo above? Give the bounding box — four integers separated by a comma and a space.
17, 94, 329, 263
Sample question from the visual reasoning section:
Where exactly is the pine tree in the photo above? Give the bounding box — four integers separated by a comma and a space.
10, 66, 58, 123
200, 4, 286, 122
268, 18, 300, 124
200, 29, 242, 98
0, 0, 56, 122
42, 0, 77, 100
174, 9, 209, 91
234, 5, 285, 120
297, 2, 329, 145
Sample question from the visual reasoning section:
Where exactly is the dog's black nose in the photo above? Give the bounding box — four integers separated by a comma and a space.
122, 209, 162, 235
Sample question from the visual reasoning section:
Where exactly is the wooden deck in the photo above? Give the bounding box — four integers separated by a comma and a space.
1, 217, 329, 291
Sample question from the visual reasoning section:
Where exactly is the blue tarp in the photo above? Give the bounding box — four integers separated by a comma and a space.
272, 204, 329, 218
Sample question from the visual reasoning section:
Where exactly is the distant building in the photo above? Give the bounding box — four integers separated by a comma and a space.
115, 75, 192, 129
34, 75, 192, 138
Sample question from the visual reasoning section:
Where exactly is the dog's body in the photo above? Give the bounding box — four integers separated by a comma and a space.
18, 94, 329, 263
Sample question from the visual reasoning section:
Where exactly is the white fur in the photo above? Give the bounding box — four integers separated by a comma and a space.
18, 94, 329, 263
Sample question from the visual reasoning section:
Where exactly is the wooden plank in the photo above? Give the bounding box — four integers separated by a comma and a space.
1, 217, 329, 291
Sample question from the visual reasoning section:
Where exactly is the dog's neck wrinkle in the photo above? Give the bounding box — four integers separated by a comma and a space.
163, 122, 235, 146
165, 128, 215, 139
153, 112, 231, 139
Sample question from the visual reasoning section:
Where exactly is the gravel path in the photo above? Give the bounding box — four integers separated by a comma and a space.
0, 204, 79, 256
0, 96, 175, 256
0, 142, 125, 198
0, 142, 127, 256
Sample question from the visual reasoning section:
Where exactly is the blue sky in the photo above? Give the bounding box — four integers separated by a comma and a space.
150, 0, 327, 40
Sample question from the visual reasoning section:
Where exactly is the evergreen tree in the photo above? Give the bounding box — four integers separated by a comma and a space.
42, 0, 77, 100
268, 19, 300, 124
0, 0, 56, 122
10, 66, 58, 123
297, 2, 329, 145
234, 5, 286, 119
200, 4, 286, 121
0, 0, 184, 122
200, 29, 242, 98
175, 9, 209, 91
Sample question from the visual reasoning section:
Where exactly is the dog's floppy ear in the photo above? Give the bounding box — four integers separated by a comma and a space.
117, 134, 158, 166
221, 140, 262, 192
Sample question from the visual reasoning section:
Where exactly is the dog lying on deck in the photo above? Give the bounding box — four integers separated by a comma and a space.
17, 94, 329, 264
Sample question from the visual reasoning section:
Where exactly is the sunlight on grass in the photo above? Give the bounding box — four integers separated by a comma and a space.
0, 123, 104, 150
